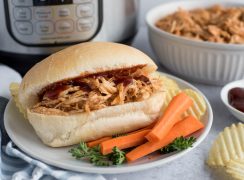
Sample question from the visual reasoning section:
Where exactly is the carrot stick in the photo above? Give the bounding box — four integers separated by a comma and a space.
100, 129, 151, 155
87, 137, 112, 147
87, 121, 155, 148
146, 92, 193, 142
126, 116, 204, 162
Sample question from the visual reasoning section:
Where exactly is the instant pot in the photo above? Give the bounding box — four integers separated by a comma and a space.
0, 0, 139, 74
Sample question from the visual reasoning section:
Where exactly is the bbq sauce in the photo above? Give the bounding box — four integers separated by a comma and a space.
43, 85, 68, 100
38, 65, 147, 100
228, 87, 244, 113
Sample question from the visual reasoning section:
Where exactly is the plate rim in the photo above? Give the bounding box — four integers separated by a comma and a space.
4, 72, 213, 174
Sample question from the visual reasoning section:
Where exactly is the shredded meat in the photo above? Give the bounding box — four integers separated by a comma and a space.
31, 67, 163, 115
156, 5, 244, 44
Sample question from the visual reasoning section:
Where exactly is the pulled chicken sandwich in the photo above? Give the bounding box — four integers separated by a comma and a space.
16, 42, 165, 147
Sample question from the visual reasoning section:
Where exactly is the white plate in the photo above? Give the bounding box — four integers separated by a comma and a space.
4, 72, 213, 174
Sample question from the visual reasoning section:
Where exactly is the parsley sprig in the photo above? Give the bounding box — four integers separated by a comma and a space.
69, 142, 126, 166
160, 136, 196, 154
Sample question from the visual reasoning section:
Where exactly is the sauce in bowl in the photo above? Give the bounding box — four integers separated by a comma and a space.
228, 87, 244, 113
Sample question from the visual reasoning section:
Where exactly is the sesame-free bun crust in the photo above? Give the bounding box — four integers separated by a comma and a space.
27, 91, 165, 147
18, 42, 157, 110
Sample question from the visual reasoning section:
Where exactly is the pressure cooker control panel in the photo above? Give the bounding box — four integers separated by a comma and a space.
6, 0, 101, 45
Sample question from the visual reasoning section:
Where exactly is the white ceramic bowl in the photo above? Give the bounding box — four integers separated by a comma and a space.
221, 79, 244, 122
146, 0, 244, 85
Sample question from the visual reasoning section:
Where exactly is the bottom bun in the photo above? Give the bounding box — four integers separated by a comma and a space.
27, 91, 165, 147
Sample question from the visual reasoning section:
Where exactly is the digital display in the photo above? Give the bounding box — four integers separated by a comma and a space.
33, 0, 73, 6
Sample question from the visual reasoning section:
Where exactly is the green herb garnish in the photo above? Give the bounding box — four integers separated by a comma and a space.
109, 147, 126, 165
160, 136, 196, 154
69, 142, 126, 166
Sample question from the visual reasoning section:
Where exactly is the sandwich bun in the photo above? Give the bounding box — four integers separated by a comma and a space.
17, 42, 165, 147
28, 91, 164, 147
18, 42, 157, 110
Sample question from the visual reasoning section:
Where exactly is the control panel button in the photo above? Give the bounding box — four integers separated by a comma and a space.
76, 4, 93, 17
36, 21, 54, 35
56, 20, 73, 33
12, 0, 32, 6
57, 7, 71, 18
34, 7, 52, 20
33, 0, 73, 6
57, 0, 73, 5
33, 0, 53, 6
15, 21, 33, 35
77, 18, 93, 31
14, 7, 31, 20
73, 0, 92, 3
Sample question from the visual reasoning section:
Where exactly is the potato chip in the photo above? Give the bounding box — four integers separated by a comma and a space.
226, 159, 244, 180
162, 88, 206, 120
207, 123, 244, 167
9, 83, 27, 118
151, 72, 180, 91
159, 75, 180, 91
183, 89, 207, 120
163, 88, 182, 111
9, 82, 19, 98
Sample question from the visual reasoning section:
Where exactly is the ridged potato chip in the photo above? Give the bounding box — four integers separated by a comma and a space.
151, 72, 180, 91
226, 159, 244, 180
163, 88, 181, 110
162, 88, 207, 120
9, 83, 27, 118
207, 123, 244, 167
159, 75, 180, 91
183, 89, 207, 120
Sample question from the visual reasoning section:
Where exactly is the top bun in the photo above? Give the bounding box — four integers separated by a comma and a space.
18, 42, 157, 110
